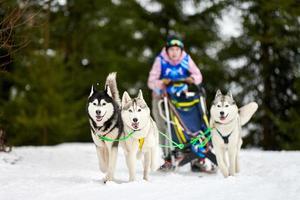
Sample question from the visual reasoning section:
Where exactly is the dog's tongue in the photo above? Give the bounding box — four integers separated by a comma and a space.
131, 122, 139, 129
96, 116, 103, 121
220, 116, 226, 121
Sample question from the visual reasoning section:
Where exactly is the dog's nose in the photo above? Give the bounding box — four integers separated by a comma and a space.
133, 118, 138, 122
96, 110, 101, 115
220, 111, 224, 116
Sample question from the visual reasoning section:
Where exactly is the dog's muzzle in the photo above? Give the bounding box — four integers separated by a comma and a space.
131, 122, 139, 130
220, 113, 228, 121
96, 112, 106, 122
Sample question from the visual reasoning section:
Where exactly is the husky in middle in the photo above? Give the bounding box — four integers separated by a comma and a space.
121, 90, 159, 181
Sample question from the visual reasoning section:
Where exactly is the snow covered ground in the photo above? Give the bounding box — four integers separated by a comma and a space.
1, 143, 299, 200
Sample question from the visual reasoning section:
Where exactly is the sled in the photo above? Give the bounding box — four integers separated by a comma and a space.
158, 80, 217, 170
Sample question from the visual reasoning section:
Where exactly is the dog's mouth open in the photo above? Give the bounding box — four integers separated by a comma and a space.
96, 112, 106, 122
220, 114, 229, 121
131, 122, 139, 130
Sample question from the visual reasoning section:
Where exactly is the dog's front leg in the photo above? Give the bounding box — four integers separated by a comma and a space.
126, 151, 137, 182
215, 147, 229, 178
228, 146, 237, 176
236, 138, 242, 173
143, 151, 151, 181
235, 151, 240, 174
150, 146, 159, 171
104, 146, 118, 183
96, 146, 108, 173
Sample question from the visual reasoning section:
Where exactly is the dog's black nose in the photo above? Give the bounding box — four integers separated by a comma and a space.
220, 111, 224, 116
133, 118, 138, 122
96, 110, 101, 115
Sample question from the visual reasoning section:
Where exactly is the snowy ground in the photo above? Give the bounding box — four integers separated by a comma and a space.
1, 143, 299, 200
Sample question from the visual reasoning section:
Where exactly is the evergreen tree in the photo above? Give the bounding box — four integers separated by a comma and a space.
0, 0, 236, 146
219, 0, 300, 149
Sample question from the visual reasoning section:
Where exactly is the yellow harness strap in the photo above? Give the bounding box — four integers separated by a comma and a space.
138, 138, 145, 150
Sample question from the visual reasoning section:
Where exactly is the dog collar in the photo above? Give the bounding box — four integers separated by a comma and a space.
92, 128, 110, 138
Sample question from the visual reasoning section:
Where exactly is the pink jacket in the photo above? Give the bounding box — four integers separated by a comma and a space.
147, 48, 203, 95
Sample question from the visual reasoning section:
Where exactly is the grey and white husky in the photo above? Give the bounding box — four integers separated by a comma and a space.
121, 90, 159, 181
87, 72, 123, 183
210, 90, 258, 178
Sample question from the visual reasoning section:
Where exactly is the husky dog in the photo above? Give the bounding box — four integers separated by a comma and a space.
210, 90, 258, 178
121, 90, 159, 181
87, 72, 123, 183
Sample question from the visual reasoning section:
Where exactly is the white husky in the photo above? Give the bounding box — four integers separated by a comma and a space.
121, 90, 159, 181
210, 90, 258, 178
87, 73, 123, 183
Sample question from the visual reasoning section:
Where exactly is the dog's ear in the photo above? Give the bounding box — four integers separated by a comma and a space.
122, 91, 131, 105
215, 89, 222, 97
105, 85, 112, 98
89, 85, 96, 98
137, 89, 144, 100
227, 91, 233, 99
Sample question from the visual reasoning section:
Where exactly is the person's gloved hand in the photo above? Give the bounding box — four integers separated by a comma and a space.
162, 79, 172, 85
185, 76, 194, 84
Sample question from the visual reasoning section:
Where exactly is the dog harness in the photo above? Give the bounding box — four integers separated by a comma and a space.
138, 138, 145, 150
216, 128, 232, 144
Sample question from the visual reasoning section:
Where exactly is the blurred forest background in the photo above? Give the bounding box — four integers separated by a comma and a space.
0, 0, 299, 150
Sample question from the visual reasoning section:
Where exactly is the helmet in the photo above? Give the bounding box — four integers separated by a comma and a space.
166, 36, 184, 50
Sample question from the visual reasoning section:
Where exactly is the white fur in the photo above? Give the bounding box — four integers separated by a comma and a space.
88, 99, 114, 128
210, 90, 258, 178
89, 85, 95, 98
121, 90, 159, 181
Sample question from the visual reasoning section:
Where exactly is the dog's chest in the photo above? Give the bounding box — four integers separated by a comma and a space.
212, 125, 240, 146
124, 127, 156, 152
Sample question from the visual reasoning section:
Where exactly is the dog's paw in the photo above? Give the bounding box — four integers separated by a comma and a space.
143, 176, 149, 181
229, 171, 235, 176
236, 164, 240, 173
103, 175, 113, 184
229, 167, 236, 176
221, 169, 229, 178
129, 176, 136, 182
